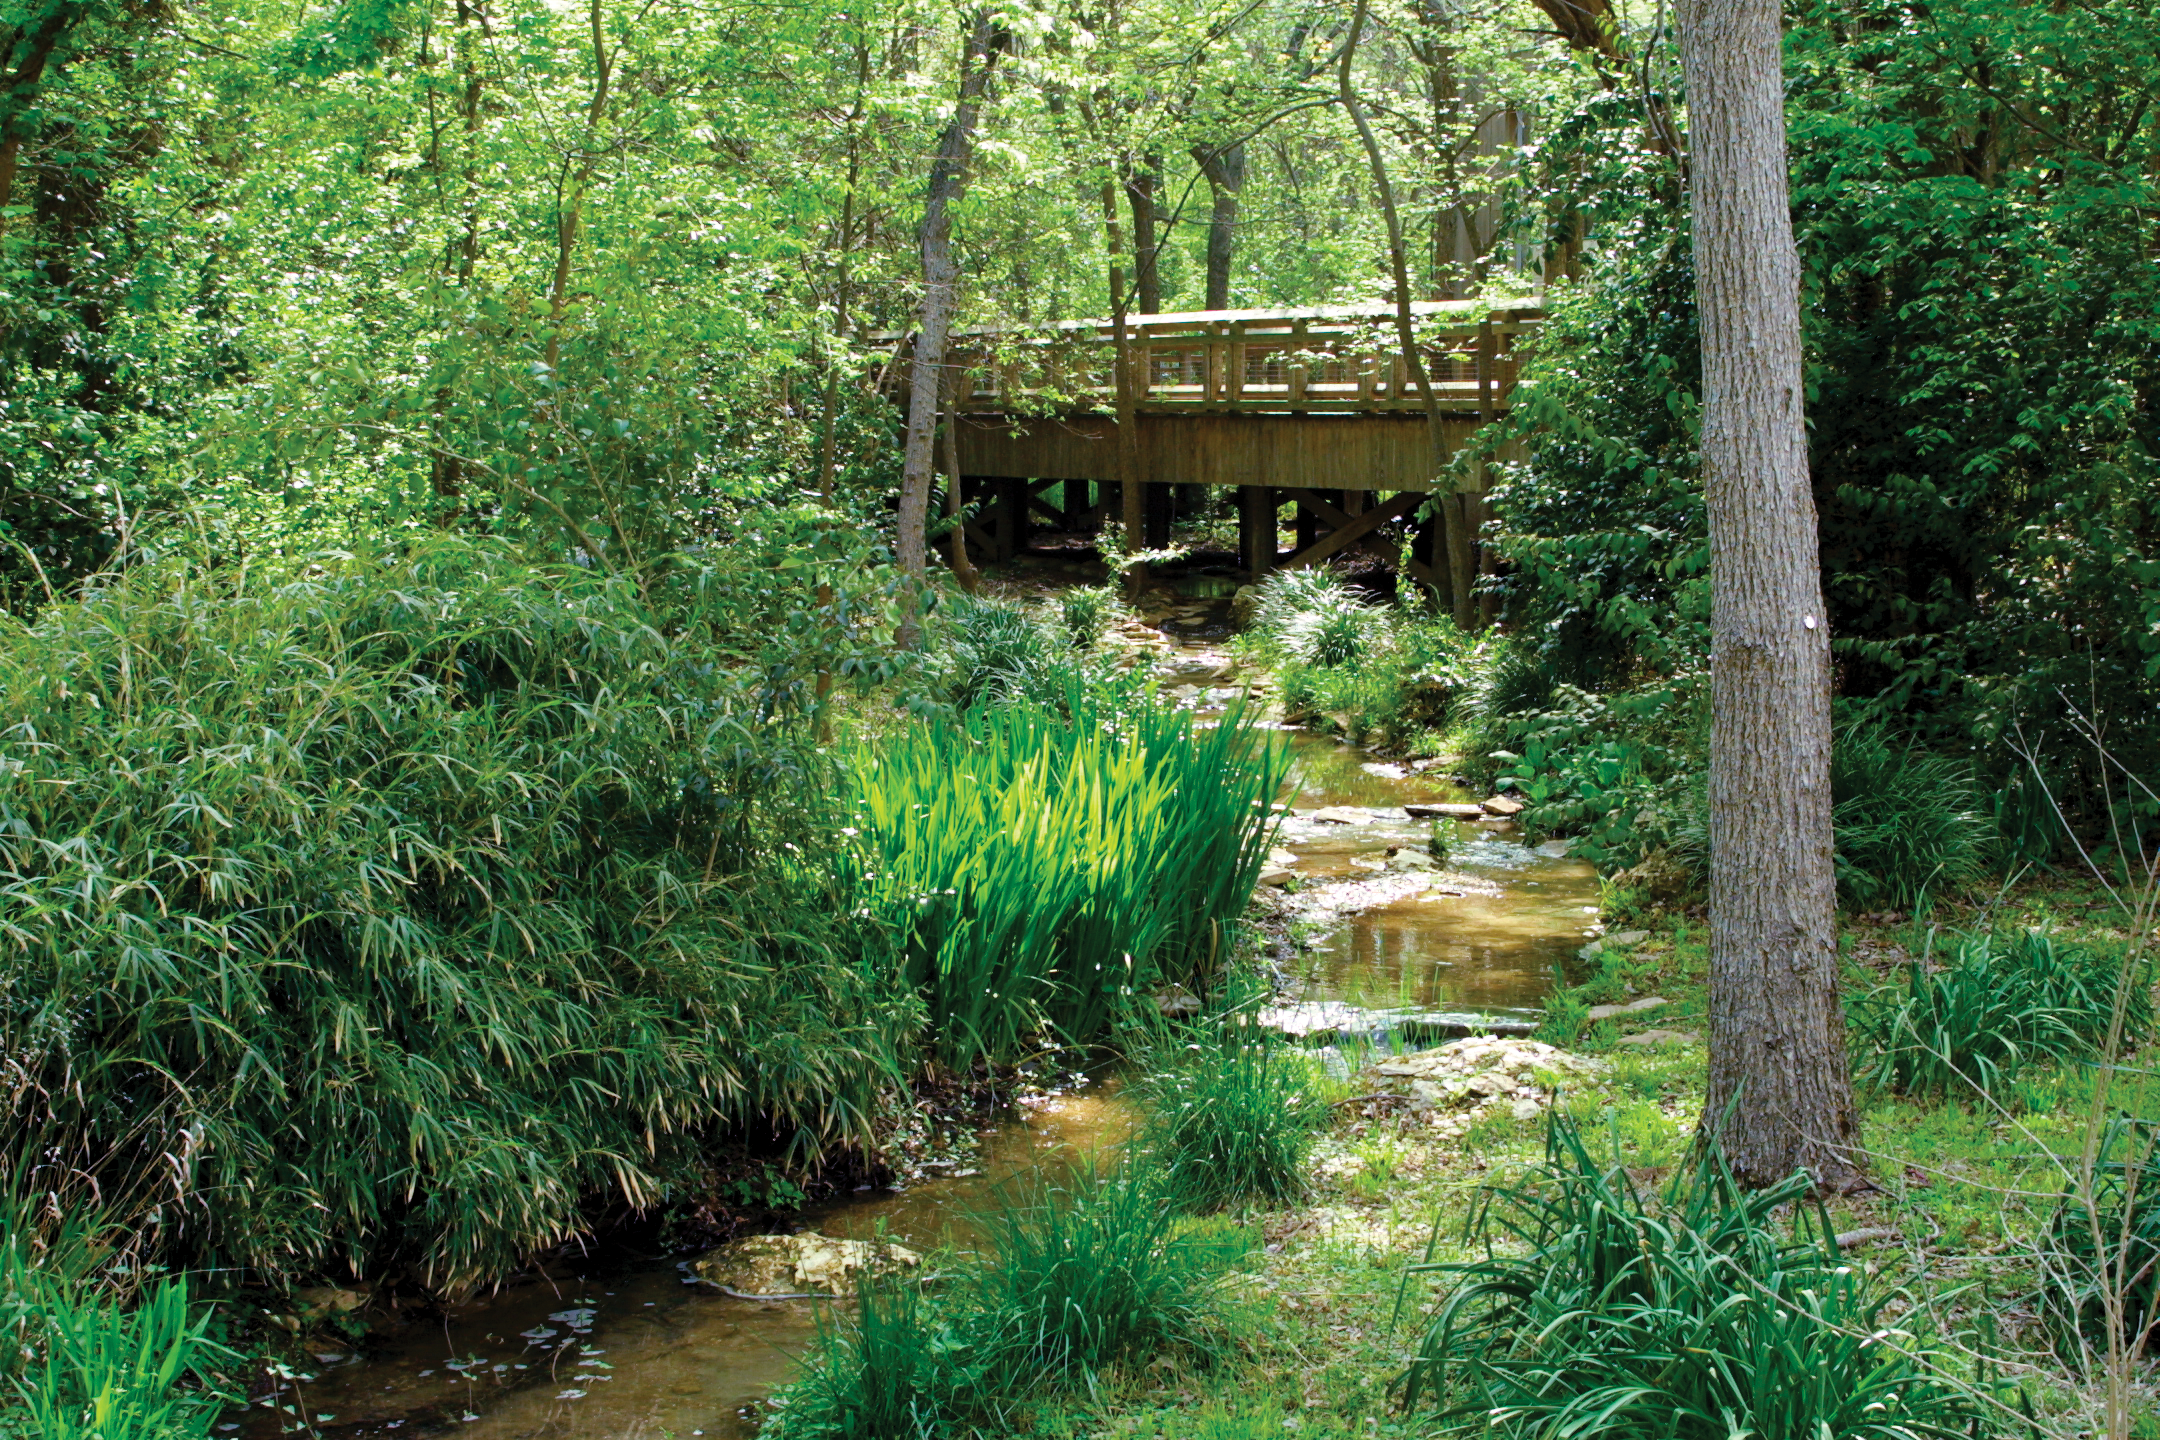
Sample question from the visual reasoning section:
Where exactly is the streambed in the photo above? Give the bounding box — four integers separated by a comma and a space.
230, 724, 1598, 1440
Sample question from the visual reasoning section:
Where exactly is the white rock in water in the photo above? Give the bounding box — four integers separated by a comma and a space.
1308, 806, 1376, 825
693, 1234, 920, 1297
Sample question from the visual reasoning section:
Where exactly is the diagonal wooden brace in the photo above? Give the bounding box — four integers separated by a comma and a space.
1277, 490, 1421, 571
1282, 486, 1354, 532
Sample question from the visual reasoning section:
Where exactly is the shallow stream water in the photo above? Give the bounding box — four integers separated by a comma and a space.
231, 721, 1598, 1440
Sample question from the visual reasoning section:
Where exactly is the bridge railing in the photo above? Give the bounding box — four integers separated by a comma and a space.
897, 301, 1540, 417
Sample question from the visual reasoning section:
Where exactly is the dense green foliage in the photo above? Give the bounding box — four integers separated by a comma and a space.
1401, 1115, 1983, 1437
0, 539, 903, 1288
1850, 930, 2149, 1103
769, 1160, 1242, 1440
1491, 0, 2160, 838
844, 692, 1284, 1070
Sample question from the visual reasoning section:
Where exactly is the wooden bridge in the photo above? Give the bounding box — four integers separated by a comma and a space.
902, 299, 1540, 588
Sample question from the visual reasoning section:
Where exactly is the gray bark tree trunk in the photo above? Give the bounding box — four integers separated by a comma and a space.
1126, 157, 1163, 315
1338, 0, 1474, 627
1192, 141, 1245, 311
1679, 0, 1861, 1190
896, 15, 1007, 646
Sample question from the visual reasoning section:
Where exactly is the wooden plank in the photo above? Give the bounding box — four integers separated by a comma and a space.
1288, 318, 1308, 408
1239, 485, 1277, 578
1283, 487, 1352, 530
1277, 491, 1421, 571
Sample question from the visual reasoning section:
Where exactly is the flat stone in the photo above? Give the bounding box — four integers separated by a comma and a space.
1585, 996, 1669, 1022
1309, 806, 1377, 825
1605, 929, 1652, 947
1257, 867, 1296, 888
1266, 847, 1301, 868
1616, 1029, 1701, 1047
1257, 1001, 1538, 1042
1386, 850, 1441, 872
1480, 795, 1527, 817
1534, 839, 1574, 858
1405, 802, 1485, 820
695, 1235, 920, 1298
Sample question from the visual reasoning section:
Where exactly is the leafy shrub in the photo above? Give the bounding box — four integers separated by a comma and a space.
931, 593, 1066, 710
1138, 1023, 1326, 1212
0, 540, 903, 1289
1830, 721, 1994, 911
1401, 1114, 1982, 1438
842, 688, 1285, 1069
1850, 930, 2148, 1102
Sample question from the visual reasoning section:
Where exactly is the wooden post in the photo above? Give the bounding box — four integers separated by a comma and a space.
996, 477, 1026, 559
1240, 485, 1276, 579
1144, 480, 1172, 549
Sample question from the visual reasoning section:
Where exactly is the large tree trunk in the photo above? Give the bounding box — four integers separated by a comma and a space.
895, 14, 1007, 646
1192, 141, 1245, 311
1338, 0, 1474, 627
1680, 0, 1860, 1190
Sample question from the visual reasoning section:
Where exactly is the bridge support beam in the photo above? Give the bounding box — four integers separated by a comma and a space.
1239, 485, 1278, 579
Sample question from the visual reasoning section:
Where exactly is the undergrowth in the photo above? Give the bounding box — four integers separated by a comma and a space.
842, 687, 1286, 1069
1400, 1113, 1988, 1438
1850, 929, 2149, 1103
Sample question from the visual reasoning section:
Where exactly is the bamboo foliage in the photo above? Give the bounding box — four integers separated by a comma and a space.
0, 539, 907, 1291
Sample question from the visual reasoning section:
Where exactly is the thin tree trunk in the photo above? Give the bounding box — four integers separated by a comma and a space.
1338, 0, 1474, 626
1096, 176, 1146, 565
1192, 141, 1245, 311
1680, 0, 1860, 1192
545, 0, 613, 374
942, 377, 981, 593
895, 14, 1008, 647
1126, 155, 1162, 314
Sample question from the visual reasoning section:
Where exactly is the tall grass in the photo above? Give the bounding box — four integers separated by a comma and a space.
0, 1192, 230, 1440
843, 683, 1285, 1068
1850, 929, 2149, 1102
768, 1159, 1241, 1440
1831, 720, 1994, 911
0, 539, 905, 1290
1137, 1018, 1325, 1212
1401, 1114, 1983, 1438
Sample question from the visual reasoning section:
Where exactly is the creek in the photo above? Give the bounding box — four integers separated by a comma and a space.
228, 730, 1598, 1440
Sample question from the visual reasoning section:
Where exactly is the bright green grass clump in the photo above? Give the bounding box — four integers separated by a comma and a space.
0, 1195, 231, 1440
1850, 928, 2149, 1103
769, 1159, 1243, 1440
0, 540, 905, 1289
843, 687, 1286, 1068
1139, 1022, 1327, 1212
1401, 1114, 1985, 1438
